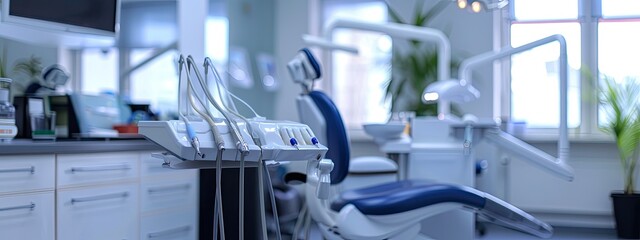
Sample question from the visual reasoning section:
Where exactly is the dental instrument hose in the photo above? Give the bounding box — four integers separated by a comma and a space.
201, 57, 252, 240
237, 149, 247, 240
203, 59, 253, 240
185, 60, 228, 240
186, 82, 227, 240
291, 203, 308, 240
257, 153, 269, 240
264, 161, 283, 240
304, 206, 312, 240
177, 56, 204, 158
204, 57, 262, 147
189, 56, 252, 239
204, 57, 262, 119
188, 84, 226, 240
215, 148, 226, 240
187, 56, 250, 159
185, 60, 225, 145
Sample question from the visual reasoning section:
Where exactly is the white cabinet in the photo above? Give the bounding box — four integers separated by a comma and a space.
56, 152, 140, 240
57, 152, 139, 187
0, 150, 199, 240
141, 210, 198, 240
0, 155, 55, 194
0, 192, 55, 240
141, 176, 198, 213
140, 152, 198, 240
57, 183, 139, 240
0, 154, 55, 240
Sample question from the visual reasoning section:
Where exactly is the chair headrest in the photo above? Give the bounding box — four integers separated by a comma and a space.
287, 48, 322, 84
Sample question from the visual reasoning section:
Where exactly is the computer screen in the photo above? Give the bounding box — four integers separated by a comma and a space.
2, 0, 119, 36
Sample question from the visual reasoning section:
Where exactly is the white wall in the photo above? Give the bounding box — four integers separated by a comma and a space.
503, 140, 622, 228
273, 0, 315, 122
227, 0, 277, 119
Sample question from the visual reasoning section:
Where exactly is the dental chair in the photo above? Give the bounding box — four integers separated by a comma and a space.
285, 48, 553, 239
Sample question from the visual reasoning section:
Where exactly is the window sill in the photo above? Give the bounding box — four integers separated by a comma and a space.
506, 132, 614, 144
348, 129, 615, 144
504, 133, 615, 144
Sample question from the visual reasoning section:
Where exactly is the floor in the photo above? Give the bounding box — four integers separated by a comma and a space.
477, 223, 618, 240
271, 222, 620, 240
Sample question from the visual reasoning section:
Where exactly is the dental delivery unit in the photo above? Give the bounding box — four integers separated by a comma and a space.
138, 55, 328, 240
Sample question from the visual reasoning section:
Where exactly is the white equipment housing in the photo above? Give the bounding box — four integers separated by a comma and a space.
138, 118, 328, 168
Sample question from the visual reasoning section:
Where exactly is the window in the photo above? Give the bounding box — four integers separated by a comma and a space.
129, 49, 180, 119
322, 0, 391, 129
509, 0, 581, 129
80, 48, 118, 95
505, 0, 640, 134
73, 1, 229, 121
597, 1, 640, 125
76, 17, 228, 121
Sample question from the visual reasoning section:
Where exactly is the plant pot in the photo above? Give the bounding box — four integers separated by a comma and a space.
611, 192, 640, 239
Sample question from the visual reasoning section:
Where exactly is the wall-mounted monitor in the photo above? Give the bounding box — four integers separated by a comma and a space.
1, 0, 120, 37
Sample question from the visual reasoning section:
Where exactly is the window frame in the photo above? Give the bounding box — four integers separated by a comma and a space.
319, 0, 391, 130
498, 0, 640, 139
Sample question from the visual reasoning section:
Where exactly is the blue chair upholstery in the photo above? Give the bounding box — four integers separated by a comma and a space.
330, 180, 485, 215
308, 91, 350, 184
307, 90, 488, 216
301, 48, 322, 79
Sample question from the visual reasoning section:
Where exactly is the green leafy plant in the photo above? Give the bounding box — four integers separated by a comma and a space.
384, 1, 459, 116
13, 55, 43, 80
0, 58, 6, 78
600, 76, 640, 194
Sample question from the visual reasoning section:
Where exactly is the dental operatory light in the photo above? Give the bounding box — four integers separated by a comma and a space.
471, 1, 483, 12
457, 0, 467, 9
422, 79, 480, 104
422, 34, 574, 181
456, 0, 508, 13
422, 92, 440, 102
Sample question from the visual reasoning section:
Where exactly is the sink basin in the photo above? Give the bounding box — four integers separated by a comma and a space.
363, 123, 406, 140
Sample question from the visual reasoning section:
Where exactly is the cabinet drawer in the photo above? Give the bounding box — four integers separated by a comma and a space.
0, 191, 54, 240
57, 183, 139, 240
57, 152, 139, 187
141, 210, 197, 240
0, 155, 55, 194
140, 152, 197, 177
141, 175, 198, 213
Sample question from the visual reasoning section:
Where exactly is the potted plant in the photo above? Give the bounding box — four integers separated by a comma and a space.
600, 76, 640, 239
0, 57, 12, 92
0, 58, 6, 79
384, 1, 460, 117
12, 55, 44, 95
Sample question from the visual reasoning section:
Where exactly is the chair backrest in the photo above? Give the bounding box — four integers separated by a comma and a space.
306, 91, 350, 185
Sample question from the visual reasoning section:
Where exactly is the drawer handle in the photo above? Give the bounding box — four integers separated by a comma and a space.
148, 184, 191, 194
147, 225, 191, 239
70, 164, 131, 173
0, 166, 35, 174
0, 202, 35, 212
71, 192, 129, 204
